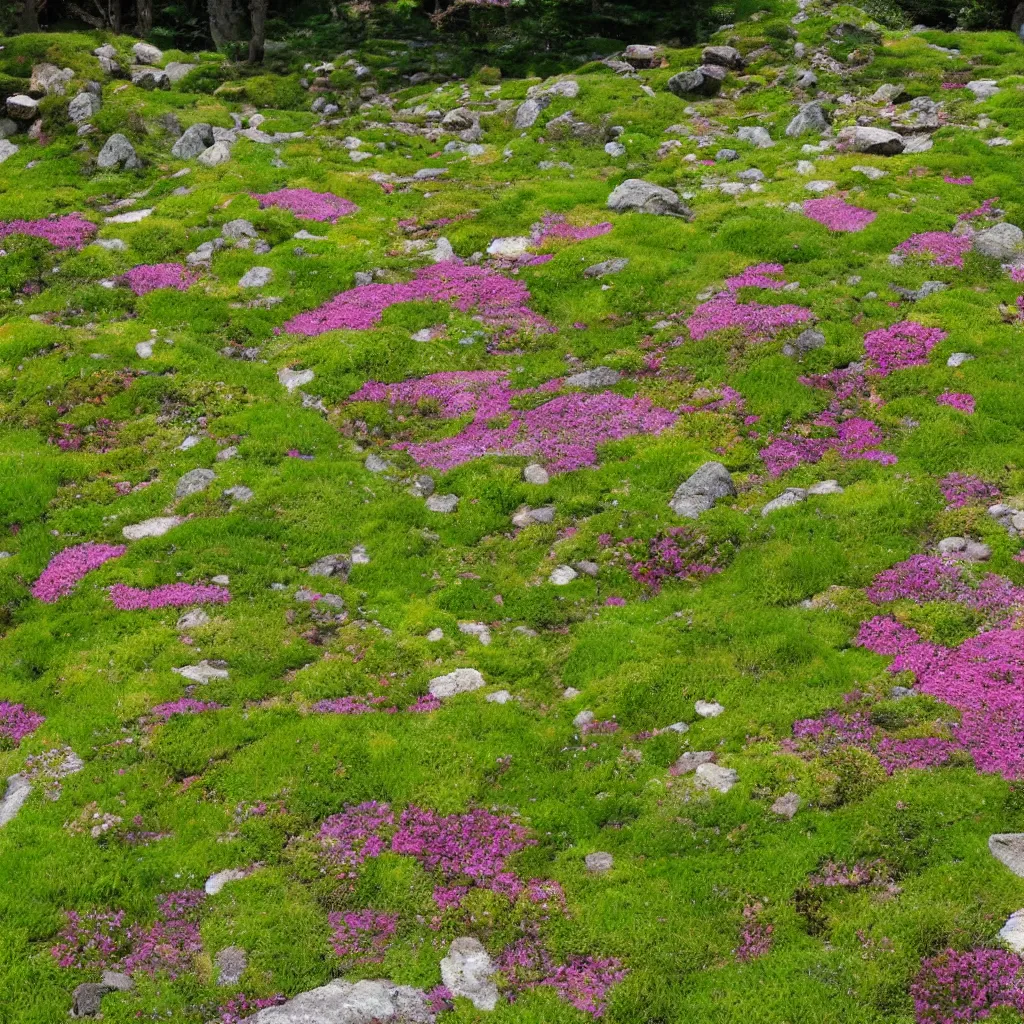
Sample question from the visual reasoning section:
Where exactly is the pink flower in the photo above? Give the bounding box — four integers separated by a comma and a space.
109, 583, 230, 610
937, 391, 975, 414
686, 293, 812, 341
32, 542, 126, 602
803, 197, 877, 232
120, 263, 199, 296
251, 188, 358, 222
149, 699, 223, 721
0, 213, 96, 250
0, 702, 45, 745
895, 232, 973, 268
863, 320, 947, 375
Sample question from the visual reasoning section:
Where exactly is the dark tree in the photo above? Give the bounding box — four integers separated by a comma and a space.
248, 0, 269, 62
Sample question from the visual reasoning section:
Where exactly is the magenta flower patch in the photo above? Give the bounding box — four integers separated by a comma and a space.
32, 542, 126, 603
0, 213, 97, 250
312, 694, 398, 714
686, 293, 812, 341
328, 909, 398, 962
350, 371, 676, 474
149, 699, 223, 722
895, 232, 973, 268
803, 197, 877, 232
911, 948, 1024, 1024
252, 188, 358, 222
863, 320, 947, 375
939, 472, 999, 509
937, 391, 975, 414
109, 583, 231, 610
120, 263, 199, 297
283, 262, 553, 336
0, 702, 45, 746
760, 416, 895, 476
532, 213, 613, 244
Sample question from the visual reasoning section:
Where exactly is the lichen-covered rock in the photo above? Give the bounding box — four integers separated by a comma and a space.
669, 462, 736, 518
607, 178, 691, 217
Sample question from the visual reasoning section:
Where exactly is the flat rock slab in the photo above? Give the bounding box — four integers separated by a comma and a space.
123, 516, 182, 540
990, 833, 1024, 876
429, 668, 485, 698
238, 978, 435, 1023
0, 774, 31, 828
440, 937, 499, 1011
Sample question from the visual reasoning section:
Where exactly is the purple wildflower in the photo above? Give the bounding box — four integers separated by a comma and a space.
328, 909, 398, 962
686, 293, 812, 341
803, 197, 877, 232
895, 232, 973, 268
252, 188, 358, 222
109, 583, 230, 610
937, 391, 975, 414
32, 542, 126, 603
0, 213, 96, 250
120, 263, 199, 297
0, 702, 45, 746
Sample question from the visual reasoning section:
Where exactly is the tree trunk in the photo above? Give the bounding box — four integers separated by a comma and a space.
136, 0, 153, 34
247, 0, 269, 63
208, 0, 240, 48
18, 0, 40, 31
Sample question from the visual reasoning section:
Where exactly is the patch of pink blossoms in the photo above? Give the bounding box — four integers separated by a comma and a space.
532, 214, 612, 243
937, 391, 974, 414
0, 702, 45, 746
939, 472, 999, 509
911, 948, 1024, 1024
252, 188, 358, 222
328, 909, 398, 962
864, 321, 947, 375
32, 542, 126, 602
149, 699, 223, 721
895, 232, 973, 267
109, 583, 231, 610
686, 293, 812, 341
760, 415, 896, 476
0, 213, 97, 250
284, 262, 553, 336
803, 197, 877, 232
120, 263, 199, 297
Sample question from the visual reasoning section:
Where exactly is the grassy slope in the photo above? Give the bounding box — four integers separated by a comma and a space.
1, 3, 1024, 1022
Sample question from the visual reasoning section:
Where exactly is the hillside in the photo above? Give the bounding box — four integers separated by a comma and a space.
3, 4, 1024, 1022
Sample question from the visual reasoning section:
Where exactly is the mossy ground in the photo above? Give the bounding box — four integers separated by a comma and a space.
3, 3, 1024, 1022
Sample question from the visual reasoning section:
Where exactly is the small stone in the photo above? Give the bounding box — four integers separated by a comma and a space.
0, 139, 18, 164
670, 461, 736, 518
307, 554, 350, 579
695, 700, 725, 718
585, 851, 614, 873
762, 489, 807, 515
69, 92, 101, 123
6, 94, 39, 121
440, 937, 499, 1011
205, 867, 248, 895
736, 126, 773, 148
837, 126, 905, 155
239, 266, 273, 288
604, 141, 626, 157
224, 485, 253, 503
584, 258, 629, 278
122, 516, 182, 540
133, 42, 164, 65
852, 164, 887, 180
176, 608, 210, 629
549, 565, 578, 585
408, 475, 435, 498
426, 493, 459, 513
693, 762, 738, 793
212, 575, 229, 585
786, 100, 830, 137
222, 219, 257, 240
770, 792, 801, 819
350, 544, 370, 565
974, 223, 1023, 260
523, 464, 549, 485
804, 180, 835, 193
216, 946, 248, 986
429, 667, 486, 698
947, 352, 974, 367
573, 709, 595, 728
97, 133, 141, 170
458, 622, 491, 645
737, 168, 766, 183
100, 972, 133, 992
175, 468, 215, 500
563, 687, 581, 699
564, 366, 621, 388
198, 141, 232, 167
574, 560, 599, 577
173, 660, 229, 683
278, 367, 314, 392
486, 690, 512, 703
0, 774, 31, 828
607, 178, 691, 218
71, 983, 111, 1018
427, 628, 444, 642
670, 750, 715, 775
364, 454, 391, 473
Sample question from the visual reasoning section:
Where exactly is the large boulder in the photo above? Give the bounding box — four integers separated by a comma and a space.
132, 42, 164, 66
238, 979, 435, 1023
97, 133, 142, 170
429, 668, 486, 698
30, 62, 74, 96
69, 92, 101, 124
6, 94, 39, 121
131, 67, 170, 90
973, 222, 1023, 260
440, 938, 499, 1011
172, 122, 215, 159
701, 45, 743, 68
990, 834, 1024, 877
669, 461, 736, 518
607, 178, 691, 218
164, 61, 197, 83
785, 100, 831, 137
667, 64, 726, 97
837, 126, 905, 155
198, 141, 232, 167
513, 96, 549, 129
623, 44, 661, 68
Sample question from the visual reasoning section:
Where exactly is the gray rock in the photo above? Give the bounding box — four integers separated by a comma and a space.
947, 352, 974, 367
737, 168, 765, 182
131, 67, 170, 89
523, 464, 549, 485
512, 506, 555, 528
122, 516, 182, 540
216, 945, 248, 986
69, 92, 101, 123
237, 978, 435, 1023
164, 61, 197, 83
737, 126, 773, 148
97, 133, 141, 170
278, 367, 314, 392
891, 281, 947, 302
440, 107, 477, 132
902, 135, 933, 154
604, 140, 626, 158
871, 83, 907, 104
7, 94, 39, 121
440, 938, 499, 1011
71, 983, 112, 1018
224, 485, 254, 503
408, 475, 435, 498
101, 972, 133, 991
0, 139, 18, 164
770, 792, 801, 819
786, 100, 830, 137
716, 148, 738, 161
669, 461, 736, 518
0, 118, 17, 139
782, 327, 826, 358
239, 266, 273, 288
205, 867, 248, 895
974, 223, 1023, 260
223, 218, 258, 240
175, 468, 215, 499
585, 851, 614, 873
1000, 911, 1024, 953
544, 110, 603, 143
565, 366, 621, 388
429, 667, 486, 698
763, 489, 807, 515
667, 65, 726, 97
0, 775, 30, 828
807, 479, 844, 496
794, 70, 817, 90
967, 79, 999, 100
991, 834, 1024, 877
426, 493, 459, 513
132, 42, 164, 65
694, 762, 738, 793
837, 126, 905, 155
852, 164, 887, 180
702, 45, 743, 68
172, 122, 214, 159
549, 565, 578, 585
574, 560, 599, 577
624, 44, 660, 68
670, 750, 715, 775
173, 660, 229, 683
30, 62, 74, 96
513, 96, 549, 129
177, 608, 211, 629
459, 622, 491, 645
307, 554, 350, 579
607, 178, 690, 218
198, 141, 232, 167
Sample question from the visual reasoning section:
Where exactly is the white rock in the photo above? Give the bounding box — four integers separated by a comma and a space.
523, 464, 549, 485
0, 775, 31, 828
105, 208, 153, 224
549, 565, 578, 585
177, 608, 210, 629
429, 667, 486, 698
486, 236, 533, 257
486, 690, 512, 704
458, 622, 491, 645
1000, 910, 1024, 952
205, 868, 248, 895
427, 628, 445, 642
237, 978, 434, 1023
440, 938, 499, 1011
695, 700, 725, 718
0, 139, 18, 164
278, 367, 314, 391
122, 516, 182, 540
173, 660, 229, 683
239, 266, 273, 288
135, 340, 153, 358
693, 762, 738, 793
426, 493, 459, 513
585, 851, 614, 873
